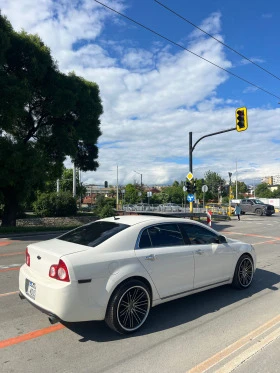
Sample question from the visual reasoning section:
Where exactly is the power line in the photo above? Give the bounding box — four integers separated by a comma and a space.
154, 0, 280, 82
93, 0, 280, 100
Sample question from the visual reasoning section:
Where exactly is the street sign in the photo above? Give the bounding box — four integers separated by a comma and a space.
147, 191, 152, 197
202, 185, 208, 193
187, 194, 195, 202
187, 172, 193, 181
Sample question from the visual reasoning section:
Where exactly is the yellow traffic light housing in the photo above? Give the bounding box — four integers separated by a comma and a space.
236, 107, 248, 132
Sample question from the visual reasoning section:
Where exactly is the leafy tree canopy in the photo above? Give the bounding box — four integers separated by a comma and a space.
255, 183, 272, 198
0, 15, 103, 226
204, 170, 226, 201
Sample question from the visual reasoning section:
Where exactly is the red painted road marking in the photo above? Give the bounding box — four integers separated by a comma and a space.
0, 240, 19, 247
0, 251, 25, 257
0, 324, 65, 349
253, 240, 279, 245
224, 231, 280, 240
0, 267, 21, 273
0, 291, 19, 297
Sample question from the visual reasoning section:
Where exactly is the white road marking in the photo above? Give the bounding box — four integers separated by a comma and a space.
0, 264, 23, 269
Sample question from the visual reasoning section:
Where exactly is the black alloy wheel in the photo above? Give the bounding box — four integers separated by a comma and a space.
232, 255, 254, 289
105, 279, 151, 334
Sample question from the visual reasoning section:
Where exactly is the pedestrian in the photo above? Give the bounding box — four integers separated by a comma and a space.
234, 203, 241, 221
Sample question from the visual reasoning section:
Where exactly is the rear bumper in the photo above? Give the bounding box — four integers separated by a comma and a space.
19, 264, 107, 322
19, 291, 60, 320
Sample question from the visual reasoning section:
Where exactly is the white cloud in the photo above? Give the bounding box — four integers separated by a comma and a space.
240, 57, 265, 65
1, 0, 280, 187
262, 13, 272, 19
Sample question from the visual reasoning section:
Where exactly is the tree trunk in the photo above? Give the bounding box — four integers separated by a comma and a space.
1, 188, 19, 227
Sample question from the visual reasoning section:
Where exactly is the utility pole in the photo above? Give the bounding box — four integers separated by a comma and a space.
73, 162, 76, 197
116, 165, 119, 210
235, 161, 238, 199
189, 126, 237, 214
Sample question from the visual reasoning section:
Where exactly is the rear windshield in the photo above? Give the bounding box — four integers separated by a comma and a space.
58, 221, 129, 247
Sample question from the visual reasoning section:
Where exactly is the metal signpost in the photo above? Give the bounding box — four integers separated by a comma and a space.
202, 184, 208, 208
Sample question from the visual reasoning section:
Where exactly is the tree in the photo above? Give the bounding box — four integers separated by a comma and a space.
125, 184, 140, 204
162, 184, 184, 205
271, 186, 280, 198
204, 171, 226, 201
33, 191, 77, 217
0, 15, 103, 226
255, 183, 272, 198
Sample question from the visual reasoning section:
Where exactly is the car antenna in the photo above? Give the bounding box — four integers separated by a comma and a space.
113, 216, 120, 220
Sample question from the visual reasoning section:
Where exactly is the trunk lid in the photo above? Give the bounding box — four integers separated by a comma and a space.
27, 238, 87, 278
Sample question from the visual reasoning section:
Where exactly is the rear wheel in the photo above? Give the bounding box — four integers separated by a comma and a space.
232, 255, 254, 289
105, 279, 151, 334
255, 208, 263, 216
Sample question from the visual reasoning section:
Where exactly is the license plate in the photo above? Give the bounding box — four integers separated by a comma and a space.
25, 279, 36, 300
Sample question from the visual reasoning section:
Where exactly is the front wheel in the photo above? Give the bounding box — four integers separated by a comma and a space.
105, 279, 151, 334
232, 255, 254, 289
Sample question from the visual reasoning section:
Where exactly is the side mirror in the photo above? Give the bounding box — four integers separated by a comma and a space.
218, 235, 227, 244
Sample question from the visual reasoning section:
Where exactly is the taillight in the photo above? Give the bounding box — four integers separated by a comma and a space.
26, 248, 30, 266
49, 260, 70, 282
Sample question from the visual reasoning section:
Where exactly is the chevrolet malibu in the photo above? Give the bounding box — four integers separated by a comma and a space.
19, 215, 256, 334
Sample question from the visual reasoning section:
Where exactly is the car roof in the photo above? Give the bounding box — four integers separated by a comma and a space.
99, 215, 209, 228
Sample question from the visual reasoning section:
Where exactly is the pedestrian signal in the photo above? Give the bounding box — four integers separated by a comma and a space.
236, 107, 248, 132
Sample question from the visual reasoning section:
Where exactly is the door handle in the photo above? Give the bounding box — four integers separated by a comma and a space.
145, 254, 156, 261
196, 249, 204, 255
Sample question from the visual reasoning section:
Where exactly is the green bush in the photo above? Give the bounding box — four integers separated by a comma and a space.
33, 192, 77, 217
97, 204, 115, 218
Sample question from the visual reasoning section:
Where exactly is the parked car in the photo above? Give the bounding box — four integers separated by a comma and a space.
19, 215, 256, 334
123, 204, 135, 211
159, 203, 181, 212
134, 203, 150, 211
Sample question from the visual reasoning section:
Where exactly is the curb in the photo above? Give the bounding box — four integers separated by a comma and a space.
0, 230, 68, 239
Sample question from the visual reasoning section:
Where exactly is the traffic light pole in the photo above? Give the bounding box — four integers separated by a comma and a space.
189, 127, 235, 214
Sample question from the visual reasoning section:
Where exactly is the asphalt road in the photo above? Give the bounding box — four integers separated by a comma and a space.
1, 214, 280, 373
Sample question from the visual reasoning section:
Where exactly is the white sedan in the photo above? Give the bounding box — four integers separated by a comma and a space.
19, 215, 256, 334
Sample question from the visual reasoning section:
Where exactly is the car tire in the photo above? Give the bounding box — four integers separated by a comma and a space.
255, 208, 263, 216
232, 254, 254, 289
105, 279, 151, 334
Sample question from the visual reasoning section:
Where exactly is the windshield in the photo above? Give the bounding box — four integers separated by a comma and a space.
254, 199, 264, 204
58, 221, 129, 247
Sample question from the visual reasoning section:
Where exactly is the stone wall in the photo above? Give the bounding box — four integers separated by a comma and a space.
14, 216, 98, 227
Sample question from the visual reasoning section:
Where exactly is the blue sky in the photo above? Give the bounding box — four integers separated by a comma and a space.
1, 0, 280, 187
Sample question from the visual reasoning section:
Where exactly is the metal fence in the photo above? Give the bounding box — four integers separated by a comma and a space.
122, 204, 229, 216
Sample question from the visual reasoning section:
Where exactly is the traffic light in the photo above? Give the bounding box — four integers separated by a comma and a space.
192, 181, 197, 194
104, 181, 108, 188
186, 181, 191, 193
236, 107, 248, 132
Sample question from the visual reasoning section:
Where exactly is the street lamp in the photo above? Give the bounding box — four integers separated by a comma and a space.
228, 172, 232, 216
121, 189, 125, 209
133, 170, 142, 187
134, 170, 143, 202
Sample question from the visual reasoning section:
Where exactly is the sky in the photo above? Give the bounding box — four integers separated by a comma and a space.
1, 0, 280, 188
